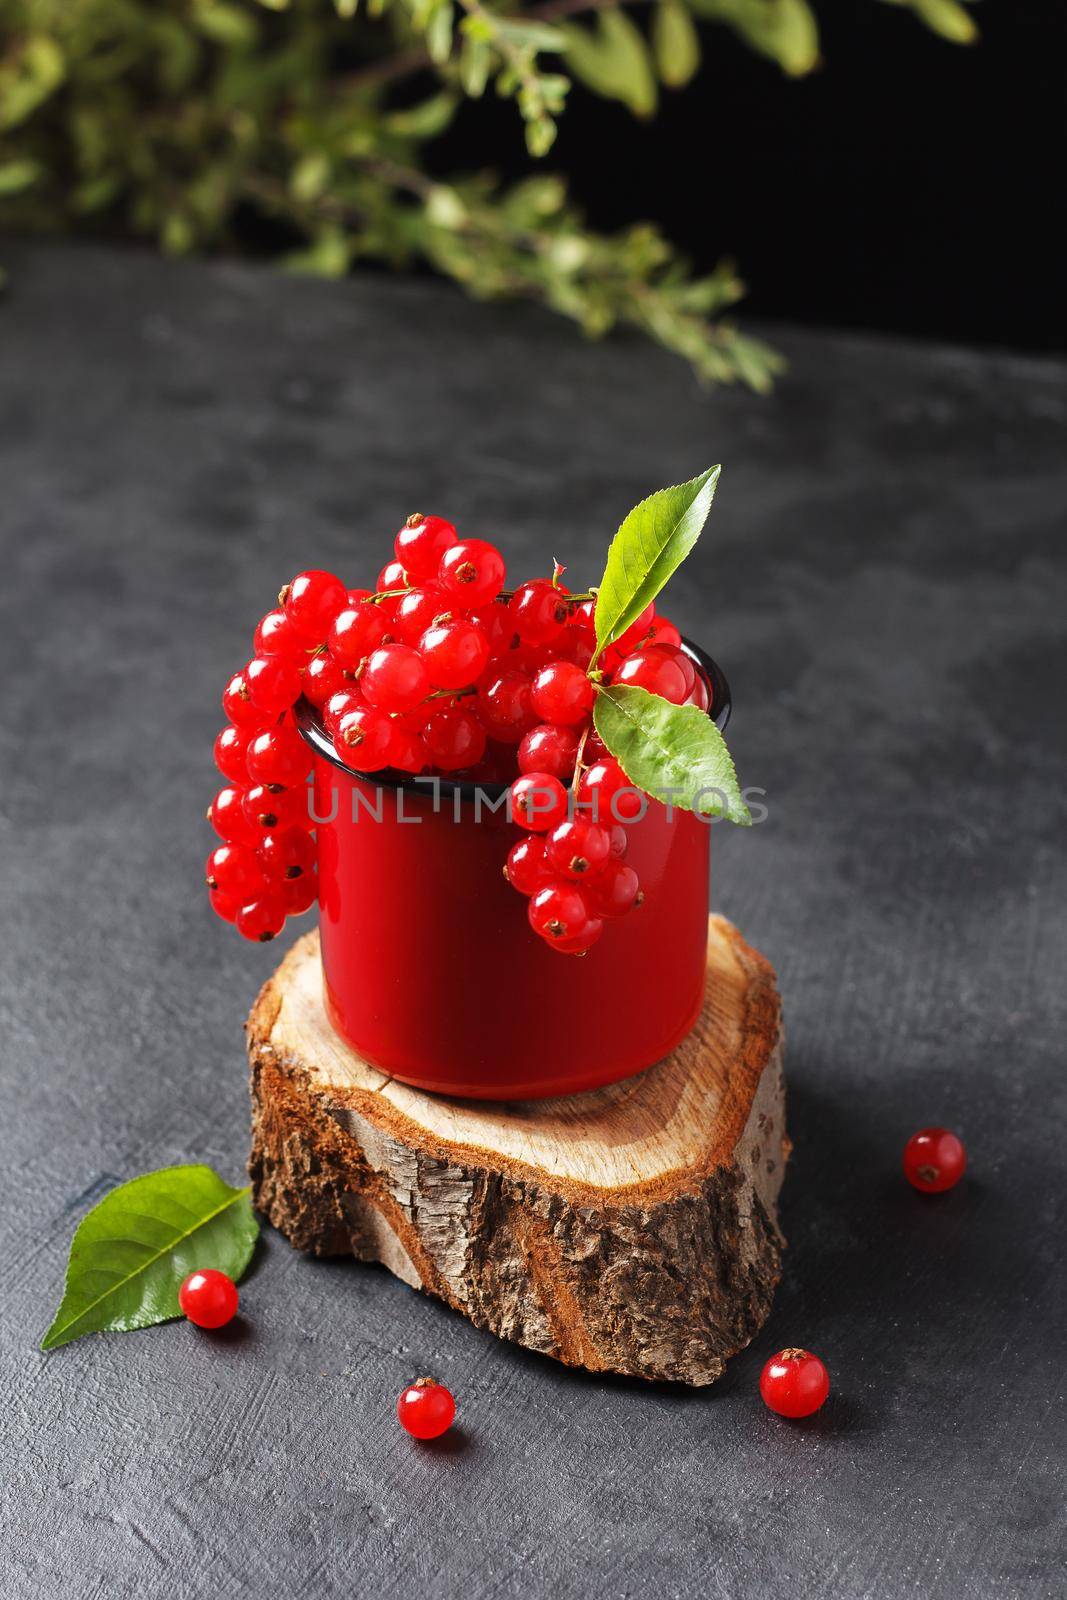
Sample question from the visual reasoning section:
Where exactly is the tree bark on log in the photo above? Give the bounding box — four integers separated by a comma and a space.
248, 914, 787, 1386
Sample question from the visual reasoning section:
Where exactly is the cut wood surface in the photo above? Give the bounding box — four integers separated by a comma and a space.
248, 914, 787, 1385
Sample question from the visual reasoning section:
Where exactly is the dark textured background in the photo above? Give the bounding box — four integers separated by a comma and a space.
1, 243, 1064, 1599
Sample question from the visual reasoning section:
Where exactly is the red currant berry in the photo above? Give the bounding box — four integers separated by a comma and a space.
608, 823, 629, 859
419, 618, 491, 690
395, 514, 458, 583
394, 583, 448, 645
258, 825, 316, 882
205, 842, 267, 902
208, 887, 241, 923
759, 1349, 830, 1419
360, 643, 431, 713
504, 835, 551, 895
530, 661, 595, 726
684, 673, 711, 713
246, 654, 302, 716
254, 608, 306, 661
397, 1378, 456, 1440
528, 882, 602, 953
570, 598, 596, 637
207, 785, 259, 848
281, 569, 347, 644
510, 773, 569, 832
643, 615, 682, 651
577, 757, 645, 823
518, 723, 579, 780
439, 539, 506, 608
214, 724, 252, 784
335, 706, 394, 771
420, 706, 487, 772
553, 627, 595, 670
282, 873, 318, 915
466, 601, 513, 656
242, 783, 308, 833
585, 860, 642, 918
328, 601, 390, 669
179, 1269, 239, 1329
388, 724, 427, 774
903, 1127, 967, 1193
245, 725, 310, 789
477, 672, 535, 742
378, 557, 409, 592
222, 669, 266, 730
582, 728, 609, 765
613, 601, 656, 655
302, 651, 344, 708
509, 579, 569, 645
324, 688, 364, 739
613, 644, 691, 705
235, 890, 287, 943
546, 816, 611, 880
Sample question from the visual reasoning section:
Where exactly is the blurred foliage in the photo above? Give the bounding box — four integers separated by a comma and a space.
0, 0, 977, 387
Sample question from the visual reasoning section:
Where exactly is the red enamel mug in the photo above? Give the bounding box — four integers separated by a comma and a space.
297, 643, 731, 1100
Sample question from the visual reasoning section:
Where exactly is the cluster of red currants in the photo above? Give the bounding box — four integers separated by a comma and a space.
206, 513, 709, 948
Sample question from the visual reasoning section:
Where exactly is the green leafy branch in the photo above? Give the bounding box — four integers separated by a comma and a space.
0, 0, 978, 387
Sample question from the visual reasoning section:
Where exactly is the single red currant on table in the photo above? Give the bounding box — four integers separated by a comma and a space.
903, 1127, 966, 1192
397, 1377, 456, 1440
179, 1269, 239, 1330
760, 1349, 830, 1419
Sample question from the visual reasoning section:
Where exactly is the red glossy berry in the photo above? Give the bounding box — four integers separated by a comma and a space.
509, 579, 569, 645
302, 651, 344, 708
477, 672, 535, 742
608, 823, 629, 859
570, 598, 596, 637
214, 724, 252, 784
395, 514, 458, 582
258, 825, 316, 882
528, 882, 602, 953
335, 706, 394, 771
388, 724, 427, 774
439, 538, 506, 608
324, 688, 364, 738
582, 728, 609, 765
419, 618, 490, 690
614, 644, 691, 705
518, 723, 580, 780
360, 643, 431, 713
205, 842, 267, 902
207, 785, 259, 848
246, 654, 302, 716
760, 1349, 830, 1419
281, 569, 347, 643
420, 706, 486, 772
397, 1378, 456, 1440
222, 669, 266, 730
504, 835, 551, 895
510, 773, 569, 832
246, 725, 310, 789
553, 627, 595, 670
254, 607, 306, 661
179, 1269, 239, 1329
585, 860, 642, 918
282, 873, 318, 915
903, 1127, 967, 1193
235, 890, 287, 943
208, 887, 241, 923
577, 757, 645, 823
643, 615, 682, 651
242, 782, 307, 833
328, 601, 390, 669
466, 601, 513, 656
530, 661, 594, 726
394, 583, 448, 645
377, 557, 409, 593
546, 816, 611, 880
613, 601, 656, 655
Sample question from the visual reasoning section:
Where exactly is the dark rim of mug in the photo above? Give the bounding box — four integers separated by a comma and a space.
293, 636, 731, 803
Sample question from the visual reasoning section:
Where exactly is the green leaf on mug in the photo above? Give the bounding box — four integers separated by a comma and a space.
594, 682, 751, 824
41, 1164, 258, 1350
593, 466, 720, 654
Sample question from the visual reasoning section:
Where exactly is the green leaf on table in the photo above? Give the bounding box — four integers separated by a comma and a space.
593, 466, 720, 652
41, 1164, 258, 1350
594, 683, 751, 824
653, 1, 702, 88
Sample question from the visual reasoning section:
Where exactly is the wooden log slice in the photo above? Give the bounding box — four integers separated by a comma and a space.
247, 915, 787, 1386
